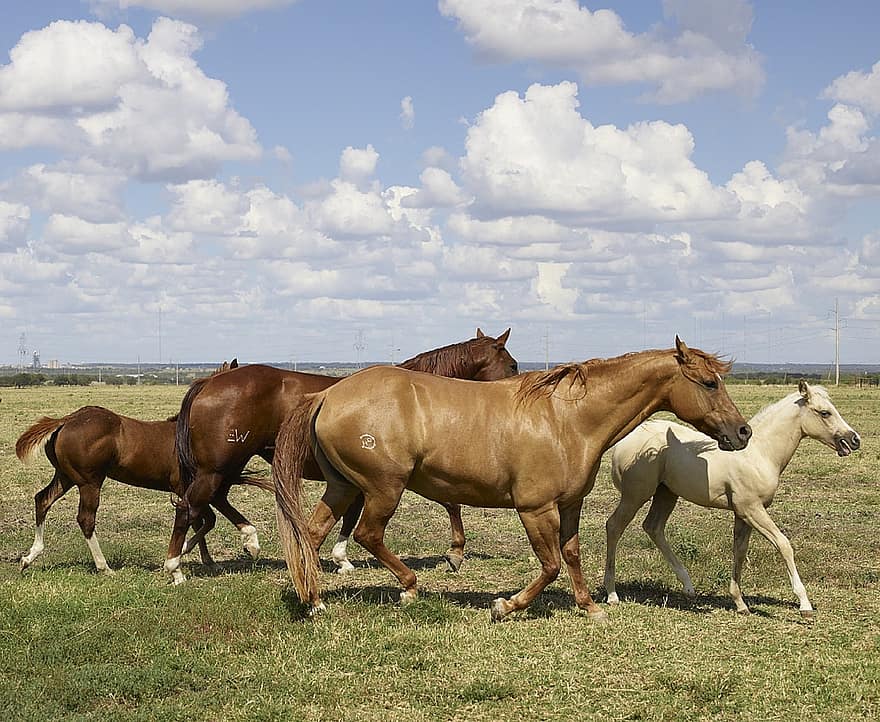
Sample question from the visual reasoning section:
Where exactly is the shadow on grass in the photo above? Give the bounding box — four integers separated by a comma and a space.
605, 579, 797, 617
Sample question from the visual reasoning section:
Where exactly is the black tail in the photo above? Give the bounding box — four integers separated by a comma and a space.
175, 375, 212, 490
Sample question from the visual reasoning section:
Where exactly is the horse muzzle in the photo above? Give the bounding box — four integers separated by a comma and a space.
836, 432, 861, 457
716, 423, 752, 452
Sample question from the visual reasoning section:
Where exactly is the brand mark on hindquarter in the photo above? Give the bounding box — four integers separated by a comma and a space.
227, 428, 250, 443
359, 433, 376, 450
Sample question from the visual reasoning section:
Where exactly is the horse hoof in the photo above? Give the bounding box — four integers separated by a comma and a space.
800, 609, 816, 620
606, 593, 620, 605
98, 567, 115, 576
736, 607, 750, 616
243, 543, 260, 560
308, 602, 327, 618
19, 558, 30, 572
490, 598, 509, 622
588, 608, 609, 624
400, 589, 418, 605
334, 560, 355, 575
444, 553, 464, 573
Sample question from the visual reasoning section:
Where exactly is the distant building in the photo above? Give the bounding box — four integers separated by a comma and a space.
46, 359, 61, 369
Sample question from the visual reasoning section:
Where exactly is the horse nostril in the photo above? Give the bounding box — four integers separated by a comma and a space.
739, 425, 752, 441
852, 434, 861, 450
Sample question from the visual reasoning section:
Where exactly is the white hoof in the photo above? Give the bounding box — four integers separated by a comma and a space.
334, 559, 356, 575
308, 602, 327, 618
400, 589, 418, 605
606, 592, 620, 605
490, 597, 509, 622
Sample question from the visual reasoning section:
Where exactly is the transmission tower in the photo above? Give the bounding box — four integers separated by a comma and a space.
18, 333, 27, 372
354, 331, 366, 369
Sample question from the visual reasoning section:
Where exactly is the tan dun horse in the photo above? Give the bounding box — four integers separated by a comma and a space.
604, 380, 860, 617
166, 329, 518, 584
273, 336, 752, 620
15, 367, 270, 574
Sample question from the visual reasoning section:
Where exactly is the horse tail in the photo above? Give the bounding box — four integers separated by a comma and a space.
16, 415, 66, 464
175, 375, 212, 490
272, 394, 322, 607
233, 470, 275, 494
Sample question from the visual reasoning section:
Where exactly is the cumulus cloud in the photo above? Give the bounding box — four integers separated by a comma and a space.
822, 60, 880, 116
460, 81, 736, 222
0, 18, 260, 181
0, 201, 30, 250
339, 144, 380, 186
439, 0, 764, 103
402, 167, 468, 208
11, 163, 126, 223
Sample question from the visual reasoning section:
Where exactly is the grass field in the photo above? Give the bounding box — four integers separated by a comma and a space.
1, 382, 878, 721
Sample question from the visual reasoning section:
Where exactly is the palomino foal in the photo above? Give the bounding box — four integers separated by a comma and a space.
604, 380, 860, 617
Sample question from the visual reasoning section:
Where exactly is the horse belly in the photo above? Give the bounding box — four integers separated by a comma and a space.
407, 465, 515, 508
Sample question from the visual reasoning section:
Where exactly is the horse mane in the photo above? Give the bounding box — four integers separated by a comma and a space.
748, 384, 830, 427
398, 338, 486, 377
516, 346, 733, 406
516, 362, 591, 404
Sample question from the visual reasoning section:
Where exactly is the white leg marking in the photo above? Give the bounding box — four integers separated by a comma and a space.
240, 525, 260, 559
21, 523, 46, 570
164, 556, 186, 585
85, 534, 114, 575
331, 535, 355, 574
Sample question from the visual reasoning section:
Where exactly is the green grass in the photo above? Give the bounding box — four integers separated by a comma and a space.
1, 383, 878, 720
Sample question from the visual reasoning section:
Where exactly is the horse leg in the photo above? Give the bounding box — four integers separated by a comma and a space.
603, 492, 651, 604
559, 499, 606, 621
75, 483, 113, 575
193, 507, 219, 569
351, 490, 417, 604
491, 504, 562, 622
641, 485, 694, 597
164, 471, 222, 584
734, 503, 814, 617
442, 502, 466, 573
331, 492, 363, 574
730, 515, 753, 614
21, 472, 74, 571
308, 481, 363, 563
210, 483, 261, 559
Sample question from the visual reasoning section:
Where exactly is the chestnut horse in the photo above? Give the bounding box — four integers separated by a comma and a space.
165, 329, 518, 584
604, 380, 860, 617
273, 337, 752, 620
15, 381, 270, 573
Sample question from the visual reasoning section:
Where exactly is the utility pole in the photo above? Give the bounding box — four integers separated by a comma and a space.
544, 326, 550, 370
354, 331, 366, 369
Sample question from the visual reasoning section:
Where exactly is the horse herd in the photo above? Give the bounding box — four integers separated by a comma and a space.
14, 329, 861, 622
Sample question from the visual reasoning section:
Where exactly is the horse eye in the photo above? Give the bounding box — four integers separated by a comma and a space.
819, 410, 831, 418
703, 379, 718, 390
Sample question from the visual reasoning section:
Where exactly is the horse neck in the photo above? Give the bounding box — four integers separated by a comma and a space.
745, 394, 805, 474
566, 352, 676, 451
399, 344, 471, 379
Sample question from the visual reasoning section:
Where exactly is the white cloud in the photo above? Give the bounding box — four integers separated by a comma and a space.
13, 163, 126, 223
439, 0, 764, 103
0, 201, 30, 250
0, 18, 260, 181
339, 144, 380, 186
822, 60, 880, 116
461, 82, 736, 222
308, 179, 394, 239
402, 167, 468, 208
400, 96, 415, 130
41, 214, 131, 254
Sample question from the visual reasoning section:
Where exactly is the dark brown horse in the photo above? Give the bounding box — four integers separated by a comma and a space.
166, 329, 518, 584
273, 337, 752, 619
15, 361, 265, 574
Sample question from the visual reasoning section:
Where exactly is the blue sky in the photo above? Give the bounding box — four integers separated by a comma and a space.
1, 1, 879, 366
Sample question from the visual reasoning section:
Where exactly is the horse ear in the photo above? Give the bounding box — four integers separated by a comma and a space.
476, 328, 485, 338
798, 378, 810, 399
230, 358, 238, 368
674, 335, 690, 362
496, 328, 511, 346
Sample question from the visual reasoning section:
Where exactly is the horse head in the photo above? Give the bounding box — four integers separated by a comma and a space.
796, 379, 861, 456
471, 327, 518, 380
666, 336, 751, 451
